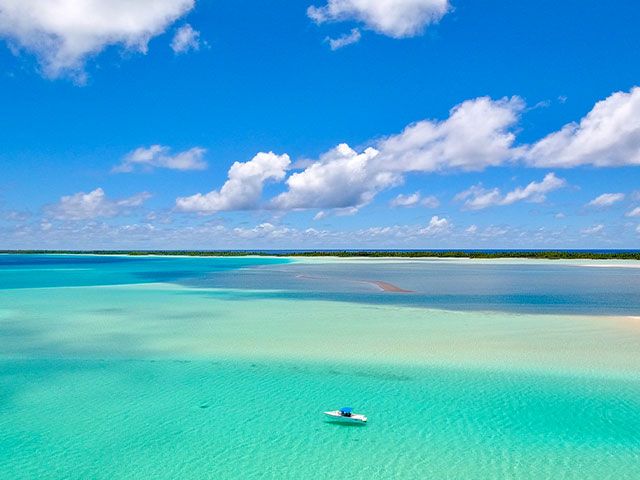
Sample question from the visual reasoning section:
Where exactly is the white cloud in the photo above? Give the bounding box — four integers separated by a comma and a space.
586, 193, 625, 208
390, 192, 439, 208
419, 215, 450, 235
232, 222, 293, 240
455, 173, 566, 210
326, 28, 361, 50
462, 224, 511, 240
176, 152, 290, 213
160, 89, 640, 220
171, 23, 200, 54
525, 87, 640, 167
272, 96, 523, 215
637, 225, 640, 235
273, 143, 401, 211
390, 192, 420, 207
480, 225, 510, 238
1, 210, 30, 222
312, 208, 359, 220
421, 195, 440, 208
308, 0, 451, 38
581, 224, 604, 235
376, 96, 525, 173
6, 211, 635, 250
0, 0, 194, 81
272, 89, 638, 217
114, 145, 207, 173
48, 188, 151, 220
626, 207, 640, 217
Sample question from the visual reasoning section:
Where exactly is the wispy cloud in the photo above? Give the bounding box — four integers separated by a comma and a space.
171, 24, 201, 54
48, 188, 151, 220
455, 173, 566, 210
626, 206, 640, 217
390, 192, 439, 208
114, 145, 207, 173
586, 193, 625, 208
581, 224, 605, 235
326, 28, 361, 50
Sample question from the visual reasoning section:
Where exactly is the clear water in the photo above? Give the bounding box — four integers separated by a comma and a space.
1, 255, 639, 479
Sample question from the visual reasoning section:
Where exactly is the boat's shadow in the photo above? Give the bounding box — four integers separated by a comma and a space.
324, 420, 368, 427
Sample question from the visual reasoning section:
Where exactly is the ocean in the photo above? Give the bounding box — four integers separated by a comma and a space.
1, 254, 639, 479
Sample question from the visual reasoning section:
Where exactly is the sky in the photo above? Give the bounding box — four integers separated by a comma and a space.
0, 0, 639, 250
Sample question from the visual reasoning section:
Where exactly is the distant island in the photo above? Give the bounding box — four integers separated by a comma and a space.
2, 250, 640, 260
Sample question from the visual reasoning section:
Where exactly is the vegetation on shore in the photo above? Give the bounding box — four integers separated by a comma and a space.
1, 250, 640, 260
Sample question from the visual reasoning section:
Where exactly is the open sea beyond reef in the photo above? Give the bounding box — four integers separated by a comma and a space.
1, 254, 640, 479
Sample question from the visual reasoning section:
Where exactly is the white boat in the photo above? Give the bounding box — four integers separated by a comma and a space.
323, 407, 367, 424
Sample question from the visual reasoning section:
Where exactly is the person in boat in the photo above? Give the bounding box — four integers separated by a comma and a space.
340, 407, 352, 417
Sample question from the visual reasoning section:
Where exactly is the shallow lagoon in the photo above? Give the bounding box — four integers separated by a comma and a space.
2, 359, 639, 480
1, 255, 639, 479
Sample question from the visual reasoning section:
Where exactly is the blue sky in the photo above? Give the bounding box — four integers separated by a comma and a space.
0, 0, 639, 249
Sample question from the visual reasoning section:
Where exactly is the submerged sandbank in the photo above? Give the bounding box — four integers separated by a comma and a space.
2, 283, 640, 379
366, 280, 413, 293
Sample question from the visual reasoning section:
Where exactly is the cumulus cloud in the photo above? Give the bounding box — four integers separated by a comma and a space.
0, 0, 195, 81
420, 215, 450, 235
176, 152, 290, 213
326, 28, 361, 50
114, 145, 207, 173
48, 188, 151, 220
390, 192, 421, 207
171, 23, 200, 54
164, 88, 638, 219
455, 173, 566, 210
525, 87, 640, 167
273, 144, 401, 211
276, 89, 637, 217
586, 193, 625, 208
308, 0, 451, 38
390, 192, 439, 208
273, 96, 523, 215
376, 96, 525, 173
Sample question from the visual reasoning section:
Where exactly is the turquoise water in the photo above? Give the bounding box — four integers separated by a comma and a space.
1, 255, 640, 478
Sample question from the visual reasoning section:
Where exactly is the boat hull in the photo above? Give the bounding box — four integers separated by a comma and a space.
323, 411, 367, 423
